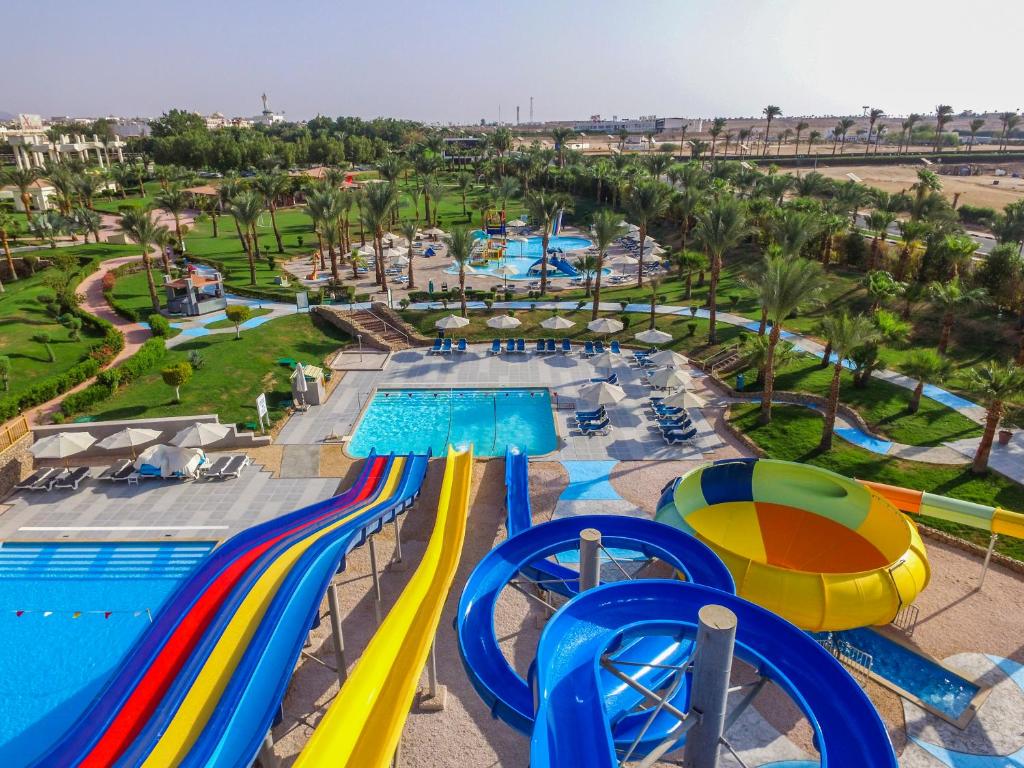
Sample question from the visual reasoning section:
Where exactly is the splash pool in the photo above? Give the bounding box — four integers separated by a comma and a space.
449, 234, 599, 280
0, 542, 213, 763
348, 388, 558, 457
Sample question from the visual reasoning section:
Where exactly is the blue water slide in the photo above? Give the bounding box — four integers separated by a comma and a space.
30, 452, 389, 766
456, 515, 736, 735
531, 580, 896, 768
549, 255, 579, 277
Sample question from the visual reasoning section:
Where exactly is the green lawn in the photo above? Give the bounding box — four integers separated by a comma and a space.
204, 307, 273, 329
0, 243, 137, 403
80, 313, 348, 427
730, 403, 1024, 561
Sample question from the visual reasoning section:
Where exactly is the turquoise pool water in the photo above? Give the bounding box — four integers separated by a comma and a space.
453, 235, 598, 280
349, 388, 558, 457
0, 542, 213, 763
820, 628, 979, 720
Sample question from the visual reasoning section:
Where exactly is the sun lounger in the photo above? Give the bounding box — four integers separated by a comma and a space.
516, 338, 526, 353
205, 454, 249, 480
428, 338, 443, 355
582, 341, 595, 357
97, 459, 135, 482
610, 341, 621, 354
441, 338, 453, 354
650, 404, 684, 416
456, 338, 468, 353
590, 373, 617, 384
657, 416, 692, 429
15, 467, 58, 491
546, 339, 557, 354
574, 406, 606, 421
535, 339, 546, 354
560, 338, 571, 354
51, 466, 91, 490
663, 427, 698, 444
489, 339, 501, 355
574, 412, 608, 427
578, 418, 611, 436
505, 338, 515, 354
595, 341, 606, 354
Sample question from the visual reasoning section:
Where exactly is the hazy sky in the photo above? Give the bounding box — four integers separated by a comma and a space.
4, 0, 1021, 123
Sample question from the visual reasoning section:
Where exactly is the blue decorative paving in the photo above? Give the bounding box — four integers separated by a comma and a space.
911, 739, 1024, 767
990, 654, 1024, 693
835, 427, 893, 454
558, 460, 622, 500
923, 384, 979, 412
178, 327, 211, 337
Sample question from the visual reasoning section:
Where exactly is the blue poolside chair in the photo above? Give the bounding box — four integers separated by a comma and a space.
578, 418, 612, 436
663, 427, 698, 444
610, 340, 621, 355
546, 338, 557, 353
582, 341, 595, 357
456, 338, 468, 353
428, 338, 443, 355
506, 338, 516, 354
650, 404, 684, 416
441, 338, 453, 354
560, 338, 571, 354
536, 339, 546, 353
590, 373, 618, 384
489, 338, 501, 355
657, 415, 692, 429
574, 405, 606, 419
573, 408, 607, 425
595, 340, 605, 354
516, 338, 526, 353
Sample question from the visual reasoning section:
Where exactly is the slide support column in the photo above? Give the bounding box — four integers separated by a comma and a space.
259, 731, 278, 768
580, 528, 601, 591
418, 641, 448, 711
980, 533, 999, 588
369, 536, 383, 623
327, 581, 348, 683
683, 604, 737, 768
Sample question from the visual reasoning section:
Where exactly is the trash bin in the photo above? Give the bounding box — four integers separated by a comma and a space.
428, 280, 435, 295
736, 373, 745, 392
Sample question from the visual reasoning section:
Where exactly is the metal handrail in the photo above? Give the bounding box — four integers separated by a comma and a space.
358, 308, 410, 344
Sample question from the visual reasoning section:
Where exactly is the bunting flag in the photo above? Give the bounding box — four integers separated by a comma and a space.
8, 608, 151, 618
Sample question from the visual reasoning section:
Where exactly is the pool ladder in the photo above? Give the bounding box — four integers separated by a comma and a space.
818, 633, 874, 687
891, 603, 920, 637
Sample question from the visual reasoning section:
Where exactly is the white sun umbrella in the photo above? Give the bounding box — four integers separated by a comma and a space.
635, 328, 672, 345
662, 389, 706, 409
648, 368, 691, 390
487, 314, 521, 329
625, 223, 640, 233
648, 349, 690, 368
392, 254, 410, 267
134, 444, 205, 478
587, 317, 624, 335
494, 262, 518, 290
591, 351, 618, 370
170, 422, 232, 449
578, 380, 626, 407
31, 431, 96, 463
96, 427, 161, 459
293, 362, 309, 407
507, 219, 527, 227
541, 315, 576, 330
379, 247, 404, 262
424, 226, 447, 237
435, 314, 470, 330
615, 254, 639, 266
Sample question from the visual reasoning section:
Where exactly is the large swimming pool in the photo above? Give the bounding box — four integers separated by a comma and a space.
449, 234, 598, 280
348, 388, 558, 457
0, 542, 213, 763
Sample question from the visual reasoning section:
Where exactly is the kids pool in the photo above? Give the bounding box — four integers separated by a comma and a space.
348, 388, 558, 457
449, 234, 600, 280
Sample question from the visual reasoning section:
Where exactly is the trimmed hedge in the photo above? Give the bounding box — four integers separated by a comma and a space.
148, 315, 172, 337
60, 338, 167, 417
958, 204, 997, 226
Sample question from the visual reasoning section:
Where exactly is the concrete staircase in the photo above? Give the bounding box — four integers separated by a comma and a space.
314, 304, 431, 351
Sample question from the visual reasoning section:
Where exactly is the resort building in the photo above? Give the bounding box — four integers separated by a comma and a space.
3, 129, 126, 170
571, 115, 665, 134
0, 179, 58, 211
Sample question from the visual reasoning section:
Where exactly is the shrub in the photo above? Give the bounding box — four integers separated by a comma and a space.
958, 204, 997, 226
620, 301, 629, 311
841, 232, 867, 266
687, 322, 698, 336
225, 305, 253, 338
0, 356, 10, 391
161, 361, 193, 402
148, 315, 172, 337
620, 314, 632, 329
32, 332, 55, 362
353, 293, 371, 303
187, 350, 204, 370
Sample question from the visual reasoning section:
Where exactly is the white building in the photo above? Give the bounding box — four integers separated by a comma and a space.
3, 129, 126, 170
572, 115, 665, 134
0, 179, 58, 212
204, 112, 228, 130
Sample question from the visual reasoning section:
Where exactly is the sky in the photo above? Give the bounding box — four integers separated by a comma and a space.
3, 0, 1021, 124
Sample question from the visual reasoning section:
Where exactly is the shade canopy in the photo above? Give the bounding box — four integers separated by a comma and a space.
486, 315, 521, 329
170, 422, 232, 448
591, 351, 618, 369
494, 263, 519, 276
648, 368, 692, 389
577, 381, 626, 407
134, 444, 206, 478
634, 328, 672, 345
31, 431, 96, 459
423, 227, 447, 236
587, 318, 624, 334
379, 247, 404, 261
661, 389, 706, 409
392, 255, 410, 266
541, 315, 576, 330
96, 428, 161, 453
435, 314, 470, 330
648, 349, 689, 367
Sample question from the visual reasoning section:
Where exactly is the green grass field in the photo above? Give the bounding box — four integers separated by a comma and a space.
80, 313, 348, 427
730, 403, 1024, 561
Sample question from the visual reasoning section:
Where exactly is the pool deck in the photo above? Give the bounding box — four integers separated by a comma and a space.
276, 344, 726, 461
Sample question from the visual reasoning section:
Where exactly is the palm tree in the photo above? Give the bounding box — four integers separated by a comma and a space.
573, 252, 598, 297
776, 128, 793, 155
227, 191, 264, 284
75, 173, 105, 210
0, 212, 19, 283
618, 128, 630, 153
252, 172, 288, 253
3, 167, 40, 221
818, 312, 878, 449
495, 176, 520, 216
708, 118, 726, 160
153, 185, 188, 251
834, 118, 856, 155
422, 175, 445, 227
761, 106, 782, 156
589, 209, 627, 320
305, 187, 343, 279
670, 186, 705, 253
998, 112, 1021, 152
72, 206, 102, 243
967, 361, 1024, 473
894, 220, 928, 281
864, 109, 884, 156
902, 349, 952, 413
793, 121, 809, 155
967, 118, 986, 152
455, 172, 473, 217
865, 210, 896, 270
361, 181, 398, 288
524, 191, 571, 295
807, 130, 822, 154
934, 105, 954, 152
551, 127, 575, 168
928, 277, 986, 353
672, 250, 706, 300
694, 196, 748, 344
446, 226, 474, 316
626, 179, 670, 287
399, 219, 419, 289
119, 209, 169, 312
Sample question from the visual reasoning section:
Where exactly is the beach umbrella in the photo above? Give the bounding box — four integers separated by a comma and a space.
379, 247, 404, 261
587, 317, 624, 335
487, 315, 521, 329
578, 380, 626, 407
392, 254, 410, 267
31, 431, 96, 462
424, 226, 447, 237
662, 389, 706, 409
507, 219, 527, 227
541, 315, 576, 330
591, 351, 618, 370
615, 254, 639, 266
494, 262, 518, 289
293, 361, 309, 406
634, 328, 672, 345
648, 349, 689, 367
170, 422, 232, 449
134, 444, 206, 478
435, 314, 470, 330
96, 427, 161, 459
648, 368, 691, 389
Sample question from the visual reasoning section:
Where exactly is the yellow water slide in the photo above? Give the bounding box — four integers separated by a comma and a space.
295, 445, 474, 768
